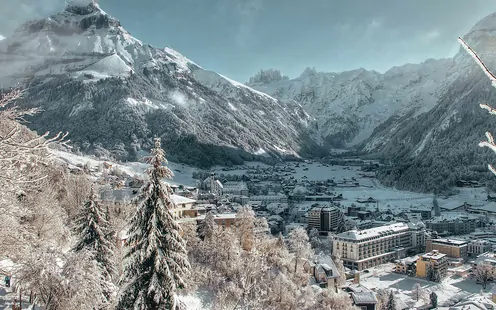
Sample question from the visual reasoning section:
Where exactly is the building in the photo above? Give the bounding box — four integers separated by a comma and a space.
426, 237, 468, 259
332, 222, 426, 271
308, 206, 343, 233
425, 214, 478, 235
304, 260, 341, 290
468, 240, 492, 256
439, 200, 471, 212
344, 284, 378, 310
222, 181, 249, 196
249, 193, 287, 204
203, 173, 224, 196
195, 213, 237, 229
409, 206, 432, 220
171, 194, 197, 219
416, 250, 448, 279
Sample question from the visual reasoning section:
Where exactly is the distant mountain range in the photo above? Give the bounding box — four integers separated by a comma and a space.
2, 1, 496, 193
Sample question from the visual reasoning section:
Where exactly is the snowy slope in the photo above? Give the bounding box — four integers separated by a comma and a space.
368, 12, 496, 192
0, 1, 318, 166
247, 60, 454, 148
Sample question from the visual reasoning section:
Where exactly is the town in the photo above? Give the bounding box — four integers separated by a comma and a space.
69, 152, 496, 310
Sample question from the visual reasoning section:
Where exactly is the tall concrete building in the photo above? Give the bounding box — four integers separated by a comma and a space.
308, 206, 342, 233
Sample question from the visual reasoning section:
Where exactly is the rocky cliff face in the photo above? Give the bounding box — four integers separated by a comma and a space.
247, 60, 454, 149
0, 1, 318, 167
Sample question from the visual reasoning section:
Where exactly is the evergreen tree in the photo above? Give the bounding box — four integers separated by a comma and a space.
386, 291, 396, 310
432, 196, 440, 217
198, 211, 217, 240
430, 291, 438, 308
73, 185, 116, 280
116, 138, 190, 310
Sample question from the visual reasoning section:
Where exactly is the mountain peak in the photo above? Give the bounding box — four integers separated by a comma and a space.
65, 0, 102, 15
246, 69, 289, 86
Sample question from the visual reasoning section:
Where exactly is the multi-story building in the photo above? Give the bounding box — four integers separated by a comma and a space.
426, 237, 468, 259
249, 193, 287, 204
409, 206, 433, 220
332, 222, 426, 270
416, 250, 448, 279
425, 214, 478, 235
308, 206, 342, 233
468, 240, 492, 256
222, 181, 249, 196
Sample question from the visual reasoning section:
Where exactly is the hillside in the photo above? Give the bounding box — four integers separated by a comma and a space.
247, 60, 453, 149
367, 13, 496, 193
0, 1, 319, 167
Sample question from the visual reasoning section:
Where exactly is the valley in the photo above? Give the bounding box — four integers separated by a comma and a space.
4, 1, 496, 310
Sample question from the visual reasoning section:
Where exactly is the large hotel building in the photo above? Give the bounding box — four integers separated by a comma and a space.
332, 222, 425, 270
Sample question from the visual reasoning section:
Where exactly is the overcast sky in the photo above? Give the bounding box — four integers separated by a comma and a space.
1, 0, 496, 82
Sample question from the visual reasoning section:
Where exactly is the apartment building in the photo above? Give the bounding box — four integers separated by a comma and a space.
425, 214, 478, 235
222, 181, 249, 196
416, 250, 448, 279
332, 222, 426, 271
426, 237, 468, 259
468, 240, 492, 256
308, 206, 342, 233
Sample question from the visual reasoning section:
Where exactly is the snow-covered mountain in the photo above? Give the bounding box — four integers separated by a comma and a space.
0, 1, 318, 167
365, 13, 496, 193
247, 60, 454, 148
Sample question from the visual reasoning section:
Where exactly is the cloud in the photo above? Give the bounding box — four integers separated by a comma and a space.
0, 34, 5, 41
422, 30, 441, 41
0, 0, 65, 35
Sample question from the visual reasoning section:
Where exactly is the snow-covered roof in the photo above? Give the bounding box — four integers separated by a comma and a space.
351, 292, 378, 304
171, 194, 197, 205
440, 200, 465, 210
430, 238, 468, 246
215, 180, 224, 188
335, 223, 409, 241
472, 202, 496, 213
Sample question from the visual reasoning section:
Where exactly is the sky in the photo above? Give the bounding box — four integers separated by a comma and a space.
1, 0, 496, 82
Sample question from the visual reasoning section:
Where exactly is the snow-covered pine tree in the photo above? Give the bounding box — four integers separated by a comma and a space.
116, 138, 190, 310
73, 185, 116, 280
198, 211, 217, 240
386, 290, 396, 310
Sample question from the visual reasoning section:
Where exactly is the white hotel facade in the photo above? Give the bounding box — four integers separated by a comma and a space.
332, 222, 425, 270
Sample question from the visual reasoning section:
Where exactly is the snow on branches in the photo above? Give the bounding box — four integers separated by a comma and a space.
0, 90, 69, 195
459, 37, 496, 176
117, 138, 190, 310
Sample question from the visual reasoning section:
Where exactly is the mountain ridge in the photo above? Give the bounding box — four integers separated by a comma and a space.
0, 1, 321, 167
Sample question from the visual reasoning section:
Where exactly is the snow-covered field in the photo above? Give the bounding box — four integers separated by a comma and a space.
358, 263, 492, 308
52, 150, 198, 186
52, 150, 491, 213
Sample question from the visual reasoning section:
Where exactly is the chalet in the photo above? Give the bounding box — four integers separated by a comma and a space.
304, 260, 341, 290
344, 284, 377, 310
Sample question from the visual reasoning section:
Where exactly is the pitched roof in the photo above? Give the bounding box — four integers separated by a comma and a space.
171, 194, 197, 205
351, 292, 377, 304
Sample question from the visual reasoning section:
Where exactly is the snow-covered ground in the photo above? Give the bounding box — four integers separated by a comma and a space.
52, 149, 198, 186
52, 150, 490, 213
358, 263, 492, 308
